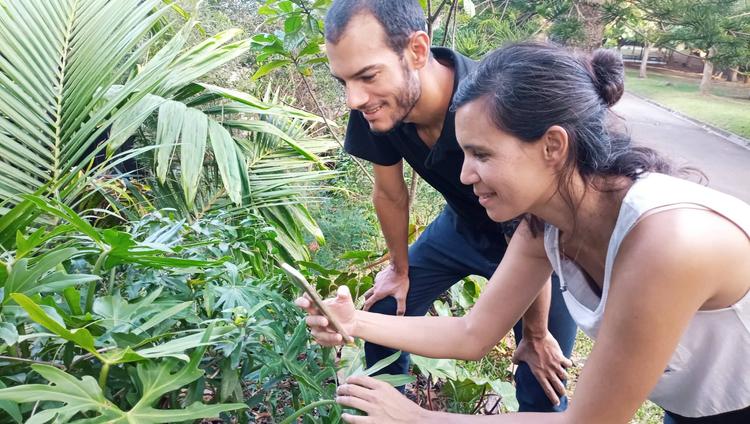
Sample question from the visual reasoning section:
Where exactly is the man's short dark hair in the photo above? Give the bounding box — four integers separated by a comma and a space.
325, 0, 427, 53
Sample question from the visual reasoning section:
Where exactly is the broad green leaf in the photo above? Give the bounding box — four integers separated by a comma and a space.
298, 42, 322, 57
135, 326, 234, 361
0, 380, 21, 423
284, 15, 303, 33
0, 365, 113, 421
411, 355, 458, 381
108, 93, 164, 154
155, 98, 187, 183
361, 350, 402, 377
10, 293, 97, 354
21, 196, 102, 243
3, 248, 98, 304
252, 59, 293, 80
0, 362, 245, 423
0, 322, 19, 346
135, 301, 193, 334
180, 108, 208, 207
373, 373, 416, 387
0, 199, 39, 250
489, 379, 519, 412
208, 120, 245, 205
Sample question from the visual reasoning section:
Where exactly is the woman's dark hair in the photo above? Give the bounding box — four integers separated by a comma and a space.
325, 0, 427, 54
452, 42, 677, 235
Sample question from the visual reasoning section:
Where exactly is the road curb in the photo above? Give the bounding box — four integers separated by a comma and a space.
625, 91, 750, 151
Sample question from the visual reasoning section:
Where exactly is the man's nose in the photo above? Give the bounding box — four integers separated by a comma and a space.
346, 84, 369, 110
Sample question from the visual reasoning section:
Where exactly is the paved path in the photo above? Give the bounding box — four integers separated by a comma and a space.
613, 92, 750, 203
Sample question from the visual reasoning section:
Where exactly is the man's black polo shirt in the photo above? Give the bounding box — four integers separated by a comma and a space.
343, 47, 506, 238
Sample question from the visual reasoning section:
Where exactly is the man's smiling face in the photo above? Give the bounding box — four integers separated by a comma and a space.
327, 13, 421, 133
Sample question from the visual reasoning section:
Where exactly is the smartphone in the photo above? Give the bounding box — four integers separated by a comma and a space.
281, 263, 353, 343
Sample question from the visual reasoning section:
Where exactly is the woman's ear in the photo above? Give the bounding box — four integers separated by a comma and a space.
408, 31, 431, 69
542, 125, 569, 168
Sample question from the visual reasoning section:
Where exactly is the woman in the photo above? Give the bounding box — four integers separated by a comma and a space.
296, 43, 750, 423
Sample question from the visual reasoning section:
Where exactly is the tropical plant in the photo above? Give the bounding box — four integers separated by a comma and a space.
0, 0, 337, 263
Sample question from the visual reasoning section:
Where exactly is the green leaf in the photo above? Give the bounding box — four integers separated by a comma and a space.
411, 355, 457, 381
208, 120, 245, 205
134, 326, 234, 361
0, 365, 113, 423
278, 1, 294, 13
284, 15, 303, 33
180, 108, 208, 207
3, 247, 99, 304
10, 293, 98, 355
298, 42, 322, 57
0, 361, 246, 423
489, 379, 519, 412
155, 100, 186, 183
21, 196, 102, 243
373, 373, 416, 387
252, 59, 293, 80
303, 56, 329, 65
0, 380, 21, 423
135, 301, 193, 334
361, 350, 402, 377
0, 322, 19, 346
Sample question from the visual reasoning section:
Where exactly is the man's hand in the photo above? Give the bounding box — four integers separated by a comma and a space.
295, 286, 357, 346
337, 375, 428, 423
512, 331, 573, 406
363, 264, 409, 315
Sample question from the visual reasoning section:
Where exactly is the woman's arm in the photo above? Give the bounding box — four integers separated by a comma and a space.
337, 208, 747, 423
299, 221, 553, 361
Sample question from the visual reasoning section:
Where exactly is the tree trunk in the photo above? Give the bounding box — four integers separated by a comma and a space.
699, 47, 716, 95
700, 60, 714, 95
576, 0, 605, 52
640, 41, 653, 78
728, 68, 738, 82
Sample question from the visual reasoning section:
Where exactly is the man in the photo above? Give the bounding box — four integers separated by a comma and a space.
324, 0, 577, 412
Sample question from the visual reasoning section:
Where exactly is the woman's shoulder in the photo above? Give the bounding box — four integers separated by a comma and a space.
615, 206, 749, 306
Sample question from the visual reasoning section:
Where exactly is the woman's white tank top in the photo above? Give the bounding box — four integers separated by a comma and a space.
544, 173, 750, 417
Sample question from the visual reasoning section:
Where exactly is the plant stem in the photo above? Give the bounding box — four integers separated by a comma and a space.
279, 400, 337, 424
107, 267, 116, 294
16, 323, 29, 358
86, 250, 108, 313
0, 355, 66, 369
98, 362, 110, 388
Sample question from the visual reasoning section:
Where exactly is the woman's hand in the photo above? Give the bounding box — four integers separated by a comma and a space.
295, 285, 357, 346
336, 375, 428, 423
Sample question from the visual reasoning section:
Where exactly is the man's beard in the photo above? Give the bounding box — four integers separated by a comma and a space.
370, 62, 421, 135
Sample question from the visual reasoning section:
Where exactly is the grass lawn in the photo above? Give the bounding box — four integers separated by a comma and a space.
624, 68, 750, 139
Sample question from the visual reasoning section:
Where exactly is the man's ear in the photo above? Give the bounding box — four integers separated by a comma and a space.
407, 31, 431, 69
542, 125, 569, 168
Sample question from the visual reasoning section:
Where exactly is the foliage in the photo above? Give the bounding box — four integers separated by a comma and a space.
632, 0, 750, 68
0, 0, 337, 266
250, 0, 331, 80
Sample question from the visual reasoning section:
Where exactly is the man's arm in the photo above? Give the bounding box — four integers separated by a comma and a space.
514, 280, 572, 405
363, 162, 411, 314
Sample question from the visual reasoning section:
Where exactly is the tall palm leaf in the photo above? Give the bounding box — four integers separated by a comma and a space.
0, 0, 193, 214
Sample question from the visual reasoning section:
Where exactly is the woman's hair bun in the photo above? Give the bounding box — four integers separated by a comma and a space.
590, 49, 624, 107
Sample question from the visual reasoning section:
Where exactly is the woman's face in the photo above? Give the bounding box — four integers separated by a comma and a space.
456, 99, 558, 222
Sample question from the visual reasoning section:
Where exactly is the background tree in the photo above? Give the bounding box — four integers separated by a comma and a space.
633, 0, 750, 94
